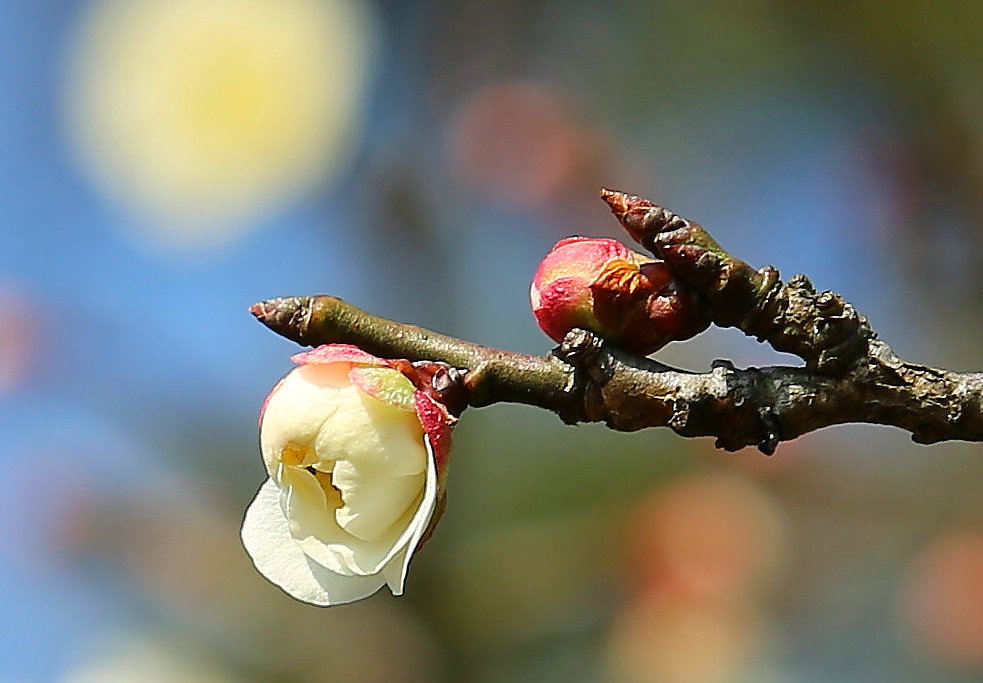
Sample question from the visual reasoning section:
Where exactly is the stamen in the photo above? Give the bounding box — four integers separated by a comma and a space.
280, 441, 311, 466
311, 467, 343, 507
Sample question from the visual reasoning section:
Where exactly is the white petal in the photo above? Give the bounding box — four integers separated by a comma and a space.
278, 466, 332, 537
277, 465, 417, 578
382, 434, 439, 595
276, 466, 358, 577
295, 433, 436, 579
332, 459, 425, 541
315, 386, 427, 477
296, 493, 419, 577
259, 363, 350, 475
241, 479, 385, 606
382, 544, 412, 596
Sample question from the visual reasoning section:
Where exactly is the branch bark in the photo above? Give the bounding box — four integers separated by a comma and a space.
249, 190, 983, 454
250, 295, 983, 454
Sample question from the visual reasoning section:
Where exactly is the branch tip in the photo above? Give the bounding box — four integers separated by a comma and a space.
250, 296, 312, 341
599, 188, 687, 251
248, 300, 273, 321
599, 187, 653, 217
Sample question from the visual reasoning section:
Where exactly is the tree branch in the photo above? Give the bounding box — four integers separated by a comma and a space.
600, 189, 871, 375
249, 190, 983, 453
250, 295, 983, 454
248, 295, 574, 411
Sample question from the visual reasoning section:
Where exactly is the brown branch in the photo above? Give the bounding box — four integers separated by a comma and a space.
248, 296, 574, 411
600, 189, 871, 376
250, 296, 983, 454
249, 190, 983, 454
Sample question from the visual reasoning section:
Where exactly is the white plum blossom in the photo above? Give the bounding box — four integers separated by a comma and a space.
242, 344, 452, 605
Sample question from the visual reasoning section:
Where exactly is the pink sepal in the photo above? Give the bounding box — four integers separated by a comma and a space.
348, 366, 416, 411
348, 366, 380, 398
414, 392, 454, 472
291, 344, 393, 368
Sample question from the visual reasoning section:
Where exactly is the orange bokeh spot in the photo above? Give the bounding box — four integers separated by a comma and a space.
606, 592, 762, 683
448, 81, 606, 209
625, 472, 788, 605
901, 528, 983, 666
0, 285, 39, 394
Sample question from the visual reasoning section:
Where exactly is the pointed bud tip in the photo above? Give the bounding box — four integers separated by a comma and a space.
599, 187, 626, 216
249, 296, 310, 339
250, 298, 297, 322
249, 300, 273, 320
599, 187, 655, 219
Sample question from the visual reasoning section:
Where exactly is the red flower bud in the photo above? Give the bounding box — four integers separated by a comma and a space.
530, 237, 710, 354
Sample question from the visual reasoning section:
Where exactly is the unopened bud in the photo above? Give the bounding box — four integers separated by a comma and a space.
530, 237, 710, 354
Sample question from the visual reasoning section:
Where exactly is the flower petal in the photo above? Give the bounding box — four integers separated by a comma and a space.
295, 509, 411, 577
276, 465, 362, 577
291, 344, 391, 367
260, 363, 349, 475
314, 386, 427, 477
532, 275, 599, 342
241, 479, 386, 606
297, 430, 436, 578
383, 434, 439, 595
277, 383, 428, 575
533, 236, 639, 284
278, 466, 333, 537
332, 460, 425, 541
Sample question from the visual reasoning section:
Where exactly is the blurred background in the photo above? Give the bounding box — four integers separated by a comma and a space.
2, 0, 983, 681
